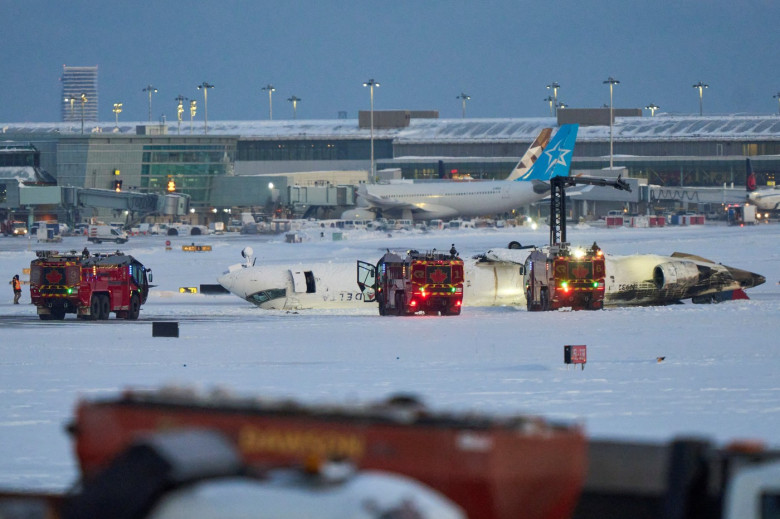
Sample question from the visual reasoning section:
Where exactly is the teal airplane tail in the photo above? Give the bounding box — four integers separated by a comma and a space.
516, 124, 579, 181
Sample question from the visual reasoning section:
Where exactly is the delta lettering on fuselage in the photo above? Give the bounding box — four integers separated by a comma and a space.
321, 291, 364, 303
238, 426, 365, 459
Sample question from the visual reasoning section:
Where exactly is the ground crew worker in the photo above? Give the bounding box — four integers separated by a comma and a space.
10, 274, 22, 304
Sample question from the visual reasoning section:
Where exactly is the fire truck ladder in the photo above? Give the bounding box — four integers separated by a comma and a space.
549, 175, 632, 245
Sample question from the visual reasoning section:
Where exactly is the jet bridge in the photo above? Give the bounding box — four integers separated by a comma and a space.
65, 187, 190, 217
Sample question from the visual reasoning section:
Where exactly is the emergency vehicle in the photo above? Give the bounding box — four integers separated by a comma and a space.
29, 250, 152, 320
524, 243, 606, 311
522, 174, 628, 311
357, 249, 464, 315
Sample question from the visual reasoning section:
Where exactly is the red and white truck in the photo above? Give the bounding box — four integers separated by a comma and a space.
29, 250, 152, 320
357, 249, 464, 315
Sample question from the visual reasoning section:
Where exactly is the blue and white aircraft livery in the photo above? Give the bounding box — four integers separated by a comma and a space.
356, 124, 579, 221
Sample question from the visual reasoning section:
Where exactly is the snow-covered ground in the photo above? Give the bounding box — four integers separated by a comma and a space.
1, 222, 779, 491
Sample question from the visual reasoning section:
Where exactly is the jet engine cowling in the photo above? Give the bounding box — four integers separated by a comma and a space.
652, 261, 700, 291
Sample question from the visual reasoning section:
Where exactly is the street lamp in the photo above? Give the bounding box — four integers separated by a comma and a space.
645, 103, 659, 117
287, 95, 301, 119
112, 102, 123, 129
546, 82, 560, 116
262, 84, 275, 120
692, 81, 708, 116
64, 95, 77, 130
603, 76, 619, 170
544, 96, 555, 116
142, 85, 158, 122
363, 78, 380, 179
175, 95, 185, 135
197, 82, 214, 134
557, 102, 568, 110
79, 93, 88, 134
189, 100, 197, 134
773, 92, 780, 115
456, 93, 470, 118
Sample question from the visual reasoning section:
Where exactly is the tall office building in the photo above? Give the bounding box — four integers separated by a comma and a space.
61, 65, 98, 122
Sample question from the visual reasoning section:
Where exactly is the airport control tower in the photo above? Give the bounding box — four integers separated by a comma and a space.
61, 65, 98, 122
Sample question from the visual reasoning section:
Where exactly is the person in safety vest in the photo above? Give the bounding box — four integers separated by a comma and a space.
10, 274, 22, 304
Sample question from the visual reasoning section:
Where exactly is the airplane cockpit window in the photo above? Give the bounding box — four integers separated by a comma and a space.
247, 288, 286, 305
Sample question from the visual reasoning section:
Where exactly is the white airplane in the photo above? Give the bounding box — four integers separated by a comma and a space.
217, 245, 764, 311
217, 246, 526, 310
746, 158, 780, 211
355, 125, 576, 220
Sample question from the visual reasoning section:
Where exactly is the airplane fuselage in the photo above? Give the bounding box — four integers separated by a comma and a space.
218, 249, 764, 311
218, 257, 525, 310
358, 180, 546, 220
748, 189, 780, 211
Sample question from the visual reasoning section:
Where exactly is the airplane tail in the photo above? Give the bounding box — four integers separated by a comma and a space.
746, 158, 757, 193
515, 124, 579, 181
505, 128, 552, 181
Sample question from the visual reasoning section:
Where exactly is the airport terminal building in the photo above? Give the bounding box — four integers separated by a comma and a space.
2, 109, 779, 225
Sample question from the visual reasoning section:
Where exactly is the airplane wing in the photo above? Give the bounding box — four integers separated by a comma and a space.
357, 190, 458, 218
357, 190, 416, 211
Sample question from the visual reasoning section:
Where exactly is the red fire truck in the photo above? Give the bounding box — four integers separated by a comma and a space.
29, 250, 152, 320
357, 249, 464, 315
523, 243, 606, 311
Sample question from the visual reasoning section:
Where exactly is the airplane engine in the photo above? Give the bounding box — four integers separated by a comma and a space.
652, 261, 700, 291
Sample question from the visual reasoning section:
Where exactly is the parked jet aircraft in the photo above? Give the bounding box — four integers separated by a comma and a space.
217, 245, 764, 311
746, 158, 780, 211
355, 125, 577, 220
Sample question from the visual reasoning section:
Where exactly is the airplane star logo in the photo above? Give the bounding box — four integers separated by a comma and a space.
543, 139, 572, 175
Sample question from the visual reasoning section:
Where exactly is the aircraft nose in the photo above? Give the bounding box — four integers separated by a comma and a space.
217, 271, 239, 296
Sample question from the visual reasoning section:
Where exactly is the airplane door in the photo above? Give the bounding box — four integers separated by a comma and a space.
290, 270, 308, 293
356, 260, 377, 302
501, 186, 510, 199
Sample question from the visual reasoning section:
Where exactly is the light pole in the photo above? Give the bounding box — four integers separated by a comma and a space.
143, 85, 158, 122
544, 96, 555, 116
64, 95, 77, 130
79, 93, 88, 134
287, 95, 301, 119
363, 78, 380, 179
262, 84, 275, 120
692, 81, 708, 116
774, 92, 780, 115
645, 103, 659, 117
189, 100, 197, 134
456, 93, 470, 118
197, 82, 214, 134
546, 82, 560, 116
603, 76, 619, 170
112, 102, 123, 129
175, 95, 185, 135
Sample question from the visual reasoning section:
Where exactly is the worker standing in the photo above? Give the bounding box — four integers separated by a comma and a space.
10, 274, 22, 304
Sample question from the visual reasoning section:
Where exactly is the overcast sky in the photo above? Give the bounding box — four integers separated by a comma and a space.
1, 0, 778, 123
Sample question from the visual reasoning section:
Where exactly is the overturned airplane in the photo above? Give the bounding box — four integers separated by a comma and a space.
217, 245, 765, 311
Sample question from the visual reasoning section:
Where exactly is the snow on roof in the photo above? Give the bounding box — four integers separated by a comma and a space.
1, 114, 779, 142
0, 166, 54, 183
